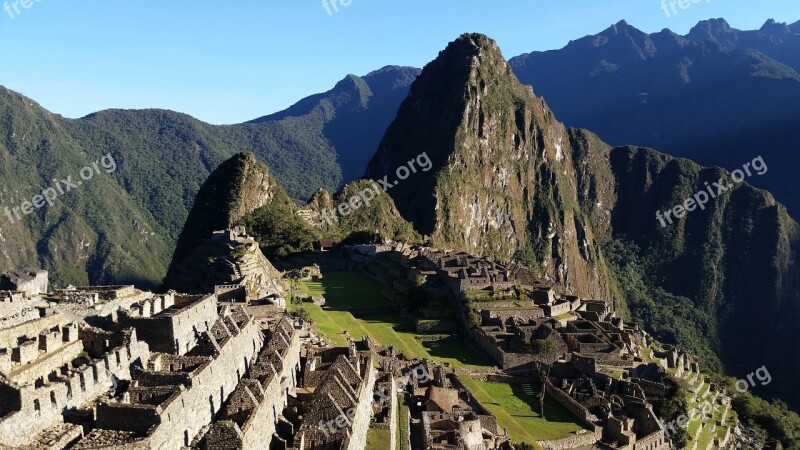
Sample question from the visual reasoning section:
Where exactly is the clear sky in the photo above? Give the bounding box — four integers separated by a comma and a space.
1, 0, 798, 124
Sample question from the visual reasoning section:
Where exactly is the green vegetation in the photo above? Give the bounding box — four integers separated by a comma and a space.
398, 396, 410, 450
284, 268, 311, 304
0, 88, 172, 288
457, 378, 586, 446
650, 377, 692, 448
526, 339, 559, 419
365, 427, 391, 450
603, 238, 722, 372
241, 179, 421, 259
243, 203, 321, 258
0, 67, 418, 287
291, 271, 489, 368
329, 180, 421, 244
703, 374, 800, 449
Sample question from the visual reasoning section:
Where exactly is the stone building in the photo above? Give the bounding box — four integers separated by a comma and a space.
117, 292, 219, 355
0, 318, 149, 449
73, 305, 265, 449
0, 289, 48, 331
287, 344, 377, 450
48, 285, 153, 319
409, 366, 512, 450
197, 316, 302, 450
0, 268, 49, 296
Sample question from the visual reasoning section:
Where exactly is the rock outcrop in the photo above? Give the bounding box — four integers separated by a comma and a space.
164, 227, 285, 296
167, 152, 281, 278
365, 33, 614, 299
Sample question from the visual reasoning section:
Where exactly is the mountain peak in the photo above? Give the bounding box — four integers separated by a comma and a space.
612, 19, 631, 31
601, 19, 645, 37
760, 18, 791, 36
686, 18, 740, 47
366, 33, 613, 298
432, 33, 506, 64
166, 152, 281, 276
691, 18, 732, 33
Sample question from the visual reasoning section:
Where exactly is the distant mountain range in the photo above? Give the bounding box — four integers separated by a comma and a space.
0, 66, 418, 287
510, 18, 800, 216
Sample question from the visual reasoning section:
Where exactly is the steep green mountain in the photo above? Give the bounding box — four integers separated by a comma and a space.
365, 33, 615, 300
308, 179, 421, 244
0, 66, 417, 286
162, 154, 293, 295
569, 129, 800, 407
366, 33, 800, 410
509, 19, 800, 217
0, 87, 170, 288
166, 152, 284, 276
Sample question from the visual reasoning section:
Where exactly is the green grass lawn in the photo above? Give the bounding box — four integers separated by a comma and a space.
457, 378, 587, 446
365, 427, 391, 450
398, 396, 410, 450
295, 272, 490, 369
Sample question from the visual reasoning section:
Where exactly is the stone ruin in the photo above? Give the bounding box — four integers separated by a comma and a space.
0, 268, 49, 296
165, 227, 287, 299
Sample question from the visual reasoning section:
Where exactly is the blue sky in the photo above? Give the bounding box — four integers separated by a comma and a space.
1, 1, 798, 124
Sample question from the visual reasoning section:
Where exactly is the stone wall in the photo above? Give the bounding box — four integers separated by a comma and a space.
0, 329, 150, 449
472, 327, 535, 370
90, 314, 263, 449
0, 269, 49, 296
345, 361, 377, 450
56, 290, 99, 305
481, 308, 544, 323
146, 316, 262, 449
633, 430, 669, 450
0, 292, 41, 330
388, 374, 398, 450
538, 429, 602, 450
75, 285, 136, 300
0, 313, 63, 348
543, 383, 599, 431
10, 339, 83, 386
630, 378, 668, 397
119, 294, 218, 355
238, 322, 301, 450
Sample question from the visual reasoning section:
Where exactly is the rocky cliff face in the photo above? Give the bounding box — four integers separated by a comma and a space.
167, 153, 281, 279
365, 34, 614, 299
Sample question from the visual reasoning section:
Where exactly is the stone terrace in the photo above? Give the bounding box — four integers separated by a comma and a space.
197, 316, 303, 450
74, 306, 262, 449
